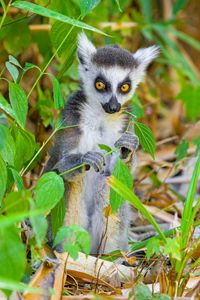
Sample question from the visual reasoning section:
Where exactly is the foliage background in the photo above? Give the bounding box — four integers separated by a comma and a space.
0, 0, 200, 297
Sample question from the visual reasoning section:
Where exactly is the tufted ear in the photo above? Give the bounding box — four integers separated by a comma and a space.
77, 33, 96, 66
133, 45, 160, 70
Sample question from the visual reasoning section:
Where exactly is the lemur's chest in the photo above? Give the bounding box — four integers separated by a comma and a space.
77, 105, 125, 153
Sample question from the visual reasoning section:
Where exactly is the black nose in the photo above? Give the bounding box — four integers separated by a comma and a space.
102, 96, 121, 114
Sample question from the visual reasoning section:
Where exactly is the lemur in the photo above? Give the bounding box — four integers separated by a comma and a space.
45, 33, 159, 255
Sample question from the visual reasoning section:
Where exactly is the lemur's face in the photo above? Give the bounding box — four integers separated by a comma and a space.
77, 34, 159, 114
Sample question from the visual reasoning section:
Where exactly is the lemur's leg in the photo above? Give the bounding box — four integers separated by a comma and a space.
96, 132, 139, 254
48, 151, 104, 251
52, 152, 105, 181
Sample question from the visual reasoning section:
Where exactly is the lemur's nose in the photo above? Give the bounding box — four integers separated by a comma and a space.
102, 96, 121, 114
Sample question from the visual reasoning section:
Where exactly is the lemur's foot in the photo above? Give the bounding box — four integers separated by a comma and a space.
82, 151, 105, 172
115, 132, 139, 159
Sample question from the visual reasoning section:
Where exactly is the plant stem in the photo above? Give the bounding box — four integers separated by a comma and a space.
0, 0, 12, 31
27, 25, 74, 99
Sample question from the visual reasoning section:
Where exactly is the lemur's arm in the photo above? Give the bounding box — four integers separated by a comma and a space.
52, 151, 105, 181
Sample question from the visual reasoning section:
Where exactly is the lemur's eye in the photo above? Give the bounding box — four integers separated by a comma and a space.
120, 83, 130, 93
95, 81, 105, 91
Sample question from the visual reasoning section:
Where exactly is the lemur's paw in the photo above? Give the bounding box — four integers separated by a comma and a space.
82, 151, 105, 172
115, 132, 139, 159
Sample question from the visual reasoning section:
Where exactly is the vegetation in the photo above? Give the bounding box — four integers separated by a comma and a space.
0, 0, 199, 298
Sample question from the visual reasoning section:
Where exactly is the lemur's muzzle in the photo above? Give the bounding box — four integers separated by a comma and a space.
102, 96, 121, 114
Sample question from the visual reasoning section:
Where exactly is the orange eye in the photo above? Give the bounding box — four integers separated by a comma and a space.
120, 83, 130, 93
95, 81, 105, 91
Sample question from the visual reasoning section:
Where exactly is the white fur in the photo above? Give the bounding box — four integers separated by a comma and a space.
78, 33, 96, 66
133, 45, 160, 69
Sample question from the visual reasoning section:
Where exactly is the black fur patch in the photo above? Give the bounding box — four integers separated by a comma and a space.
92, 45, 137, 68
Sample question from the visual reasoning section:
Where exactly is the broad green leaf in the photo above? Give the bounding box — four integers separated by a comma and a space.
64, 242, 79, 260
0, 94, 15, 119
13, 127, 36, 170
5, 62, 19, 83
108, 176, 166, 241
131, 96, 144, 119
172, 0, 187, 16
135, 284, 152, 300
134, 122, 156, 159
139, 0, 152, 23
175, 139, 189, 162
8, 167, 24, 191
0, 277, 43, 294
110, 158, 132, 213
176, 84, 200, 122
80, 0, 100, 18
114, 0, 122, 12
0, 226, 26, 283
12, 1, 106, 35
0, 124, 7, 150
146, 238, 160, 260
53, 226, 73, 247
0, 125, 15, 165
52, 75, 65, 109
23, 62, 40, 72
50, 22, 78, 76
164, 237, 181, 261
51, 196, 65, 240
8, 55, 22, 68
9, 82, 28, 128
30, 200, 48, 247
35, 172, 64, 212
3, 191, 30, 214
0, 154, 7, 203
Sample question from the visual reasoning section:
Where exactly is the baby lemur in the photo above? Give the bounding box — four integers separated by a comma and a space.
45, 33, 159, 255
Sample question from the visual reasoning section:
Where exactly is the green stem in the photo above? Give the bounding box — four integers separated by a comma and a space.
0, 0, 12, 31
27, 25, 74, 99
20, 128, 58, 176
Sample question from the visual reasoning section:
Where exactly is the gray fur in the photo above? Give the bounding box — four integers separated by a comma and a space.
46, 33, 159, 255
92, 46, 137, 68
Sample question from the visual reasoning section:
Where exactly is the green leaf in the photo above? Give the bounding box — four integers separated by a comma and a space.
8, 167, 24, 191
3, 191, 30, 214
80, 0, 101, 18
98, 144, 112, 152
35, 172, 64, 212
51, 196, 65, 240
131, 96, 144, 119
5, 62, 19, 83
0, 94, 15, 119
64, 242, 79, 260
110, 158, 132, 213
23, 62, 40, 72
139, 0, 152, 23
135, 284, 152, 300
176, 84, 200, 122
0, 226, 26, 283
175, 139, 189, 162
134, 122, 156, 159
163, 237, 181, 261
0, 124, 7, 150
8, 55, 22, 68
0, 277, 43, 294
146, 238, 160, 260
52, 75, 65, 109
9, 82, 28, 128
108, 176, 166, 242
181, 155, 200, 249
0, 154, 7, 204
172, 30, 200, 51
12, 1, 106, 35
114, 0, 122, 12
172, 0, 187, 16
0, 125, 15, 165
193, 136, 200, 155
30, 200, 48, 247
53, 226, 73, 247
13, 127, 36, 170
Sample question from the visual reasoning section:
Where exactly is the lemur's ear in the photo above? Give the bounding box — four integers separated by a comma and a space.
133, 45, 160, 70
77, 33, 96, 66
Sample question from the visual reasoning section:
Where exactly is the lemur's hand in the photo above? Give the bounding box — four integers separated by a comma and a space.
114, 132, 139, 159
82, 151, 105, 172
